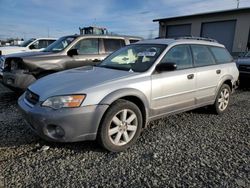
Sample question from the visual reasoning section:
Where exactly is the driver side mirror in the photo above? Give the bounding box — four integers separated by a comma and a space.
155, 62, 177, 72
29, 44, 36, 50
67, 49, 78, 57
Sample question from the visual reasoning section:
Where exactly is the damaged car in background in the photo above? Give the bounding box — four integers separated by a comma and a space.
1, 35, 141, 91
236, 51, 250, 83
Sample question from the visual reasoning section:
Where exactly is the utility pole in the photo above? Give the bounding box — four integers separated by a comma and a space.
237, 0, 240, 8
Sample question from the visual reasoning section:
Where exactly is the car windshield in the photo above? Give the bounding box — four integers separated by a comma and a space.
19, 38, 36, 47
98, 44, 166, 72
44, 36, 76, 52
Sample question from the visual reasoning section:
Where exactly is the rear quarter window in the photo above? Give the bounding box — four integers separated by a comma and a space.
129, 39, 140, 44
209, 46, 233, 64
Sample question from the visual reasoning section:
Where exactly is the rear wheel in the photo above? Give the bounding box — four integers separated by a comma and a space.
98, 99, 142, 152
213, 84, 231, 114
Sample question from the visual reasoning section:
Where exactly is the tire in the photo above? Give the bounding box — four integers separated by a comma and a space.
213, 84, 231, 115
98, 99, 143, 152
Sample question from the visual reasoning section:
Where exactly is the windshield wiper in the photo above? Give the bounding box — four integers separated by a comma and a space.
98, 65, 129, 71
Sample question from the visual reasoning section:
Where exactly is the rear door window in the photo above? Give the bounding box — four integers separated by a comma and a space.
47, 40, 56, 46
191, 45, 216, 67
37, 40, 49, 49
103, 39, 126, 53
209, 46, 233, 64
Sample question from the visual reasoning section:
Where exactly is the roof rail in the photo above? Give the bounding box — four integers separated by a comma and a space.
175, 36, 218, 43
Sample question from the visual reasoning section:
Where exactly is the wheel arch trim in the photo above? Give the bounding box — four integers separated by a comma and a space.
99, 88, 150, 125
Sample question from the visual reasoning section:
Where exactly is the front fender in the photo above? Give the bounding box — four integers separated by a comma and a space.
99, 88, 150, 121
23, 60, 64, 72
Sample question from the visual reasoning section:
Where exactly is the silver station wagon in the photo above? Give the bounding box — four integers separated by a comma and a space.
18, 38, 239, 152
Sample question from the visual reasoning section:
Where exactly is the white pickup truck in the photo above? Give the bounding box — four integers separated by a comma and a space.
0, 38, 57, 56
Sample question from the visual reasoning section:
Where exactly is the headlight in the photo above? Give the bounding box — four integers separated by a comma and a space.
42, 95, 86, 109
10, 59, 18, 71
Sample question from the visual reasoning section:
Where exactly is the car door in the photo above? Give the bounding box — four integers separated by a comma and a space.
67, 38, 106, 69
191, 44, 221, 105
151, 45, 196, 116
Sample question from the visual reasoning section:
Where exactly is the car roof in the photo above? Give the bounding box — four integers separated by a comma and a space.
62, 34, 143, 40
137, 38, 225, 48
35, 38, 57, 40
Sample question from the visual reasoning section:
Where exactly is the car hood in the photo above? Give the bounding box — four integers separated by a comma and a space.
0, 46, 24, 50
0, 46, 27, 55
5, 51, 54, 59
237, 57, 250, 65
29, 66, 137, 100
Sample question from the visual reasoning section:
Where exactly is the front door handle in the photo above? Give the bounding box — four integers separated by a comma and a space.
216, 69, 221, 74
187, 74, 194, 80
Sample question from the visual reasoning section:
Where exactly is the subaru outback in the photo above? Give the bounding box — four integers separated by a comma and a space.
18, 38, 239, 152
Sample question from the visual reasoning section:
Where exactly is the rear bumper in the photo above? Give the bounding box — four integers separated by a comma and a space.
18, 94, 109, 142
2, 71, 36, 90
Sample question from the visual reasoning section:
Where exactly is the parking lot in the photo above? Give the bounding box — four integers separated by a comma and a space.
0, 83, 249, 187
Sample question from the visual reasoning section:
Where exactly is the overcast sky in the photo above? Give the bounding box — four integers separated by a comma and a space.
0, 0, 250, 40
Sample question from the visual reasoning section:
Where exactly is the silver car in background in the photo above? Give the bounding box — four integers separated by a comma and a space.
18, 38, 239, 152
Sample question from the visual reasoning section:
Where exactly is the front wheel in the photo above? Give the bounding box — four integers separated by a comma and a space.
213, 84, 231, 114
98, 99, 143, 152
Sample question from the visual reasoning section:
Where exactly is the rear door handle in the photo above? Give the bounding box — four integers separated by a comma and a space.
216, 69, 221, 74
187, 74, 194, 80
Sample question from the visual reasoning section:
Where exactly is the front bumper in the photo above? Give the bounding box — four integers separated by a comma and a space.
18, 94, 109, 142
2, 71, 36, 90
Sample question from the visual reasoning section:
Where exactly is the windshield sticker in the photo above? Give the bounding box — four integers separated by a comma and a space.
137, 51, 156, 57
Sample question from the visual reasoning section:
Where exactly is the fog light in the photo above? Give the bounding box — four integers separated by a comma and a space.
55, 126, 65, 137
47, 124, 65, 138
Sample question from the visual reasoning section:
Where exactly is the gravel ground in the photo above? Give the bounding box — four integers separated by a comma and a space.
0, 84, 249, 187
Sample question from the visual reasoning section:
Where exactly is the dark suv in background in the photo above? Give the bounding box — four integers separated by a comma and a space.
1, 35, 142, 90
236, 51, 250, 83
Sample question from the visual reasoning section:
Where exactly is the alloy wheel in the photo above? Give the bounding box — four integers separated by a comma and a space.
218, 88, 230, 111
108, 109, 138, 146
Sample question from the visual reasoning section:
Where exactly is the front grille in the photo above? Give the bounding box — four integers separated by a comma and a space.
239, 65, 250, 72
25, 90, 39, 105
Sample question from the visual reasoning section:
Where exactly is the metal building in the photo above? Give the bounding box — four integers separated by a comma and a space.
153, 8, 250, 56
